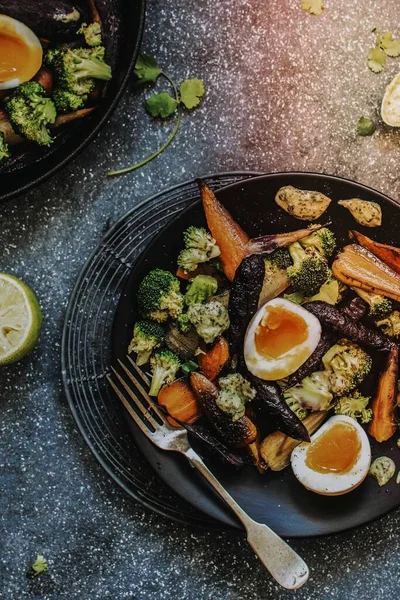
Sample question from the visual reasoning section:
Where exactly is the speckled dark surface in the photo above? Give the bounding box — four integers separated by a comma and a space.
2, 0, 400, 598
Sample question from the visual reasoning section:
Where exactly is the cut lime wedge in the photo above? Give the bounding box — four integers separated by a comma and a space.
0, 273, 42, 365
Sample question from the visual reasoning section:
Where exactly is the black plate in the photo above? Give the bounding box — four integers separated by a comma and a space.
0, 0, 145, 202
112, 172, 400, 537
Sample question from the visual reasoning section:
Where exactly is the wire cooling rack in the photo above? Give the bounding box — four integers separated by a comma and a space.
61, 171, 261, 528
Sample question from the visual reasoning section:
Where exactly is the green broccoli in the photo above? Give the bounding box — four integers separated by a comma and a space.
43, 48, 61, 67
137, 269, 183, 322
53, 89, 88, 113
0, 132, 10, 164
287, 241, 330, 296
149, 350, 181, 396
177, 226, 221, 273
300, 227, 336, 259
375, 310, 400, 339
128, 320, 165, 366
177, 313, 191, 333
216, 373, 256, 421
184, 275, 218, 306
284, 394, 309, 421
285, 277, 343, 306
283, 371, 334, 413
187, 300, 230, 344
52, 46, 112, 96
78, 22, 102, 47
353, 288, 393, 320
334, 391, 373, 424
5, 82, 56, 147
322, 341, 372, 396
270, 247, 293, 270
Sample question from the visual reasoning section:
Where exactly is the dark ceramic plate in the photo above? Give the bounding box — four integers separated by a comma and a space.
112, 172, 400, 537
0, 0, 145, 202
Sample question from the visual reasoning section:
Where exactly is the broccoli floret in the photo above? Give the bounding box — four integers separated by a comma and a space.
5, 82, 56, 147
177, 226, 220, 273
216, 373, 256, 421
53, 46, 111, 96
128, 320, 165, 366
0, 132, 10, 164
353, 288, 393, 320
322, 341, 372, 396
53, 89, 87, 113
177, 313, 191, 333
334, 391, 373, 424
284, 277, 343, 306
376, 310, 400, 338
149, 349, 181, 396
283, 371, 334, 413
137, 269, 183, 322
78, 22, 102, 47
184, 275, 218, 306
270, 247, 293, 270
287, 241, 330, 296
300, 227, 336, 259
187, 300, 230, 344
43, 48, 61, 67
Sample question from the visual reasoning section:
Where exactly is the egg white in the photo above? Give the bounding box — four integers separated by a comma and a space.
244, 298, 321, 381
0, 15, 43, 90
291, 415, 371, 496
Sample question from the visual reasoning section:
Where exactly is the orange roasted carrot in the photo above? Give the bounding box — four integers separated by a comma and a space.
349, 230, 400, 275
198, 179, 249, 281
369, 346, 399, 443
158, 379, 201, 427
198, 337, 230, 381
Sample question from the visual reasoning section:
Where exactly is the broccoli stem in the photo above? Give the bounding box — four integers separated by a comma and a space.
149, 367, 166, 396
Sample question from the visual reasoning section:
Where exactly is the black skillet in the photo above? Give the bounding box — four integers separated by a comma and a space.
112, 172, 400, 537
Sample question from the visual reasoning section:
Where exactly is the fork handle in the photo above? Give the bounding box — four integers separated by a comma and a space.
185, 448, 309, 590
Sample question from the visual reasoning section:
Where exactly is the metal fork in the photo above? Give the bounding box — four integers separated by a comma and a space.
107, 356, 309, 590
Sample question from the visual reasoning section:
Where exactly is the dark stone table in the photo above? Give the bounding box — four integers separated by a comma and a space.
2, 0, 400, 598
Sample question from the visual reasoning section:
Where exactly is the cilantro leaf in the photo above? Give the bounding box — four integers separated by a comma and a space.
134, 54, 162, 84
145, 92, 178, 118
357, 116, 376, 136
301, 0, 324, 15
367, 47, 386, 73
29, 555, 48, 579
379, 32, 400, 58
179, 79, 205, 109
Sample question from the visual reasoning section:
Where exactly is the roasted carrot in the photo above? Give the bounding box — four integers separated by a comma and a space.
198, 336, 230, 381
369, 346, 399, 443
197, 179, 249, 281
350, 230, 400, 275
158, 379, 201, 427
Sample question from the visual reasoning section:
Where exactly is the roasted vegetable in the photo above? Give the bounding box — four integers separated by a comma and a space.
0, 132, 10, 164
303, 301, 393, 351
275, 186, 331, 221
53, 89, 87, 113
352, 288, 393, 320
184, 275, 218, 306
284, 370, 333, 414
247, 439, 267, 474
376, 310, 400, 339
137, 269, 183, 322
258, 252, 290, 308
285, 331, 335, 388
5, 82, 56, 147
165, 322, 199, 361
338, 199, 382, 228
198, 179, 249, 281
158, 378, 201, 426
322, 341, 372, 396
198, 336, 230, 380
177, 226, 221, 274
176, 313, 190, 333
341, 296, 368, 320
287, 242, 330, 296
33, 67, 53, 95
260, 411, 327, 471
78, 21, 102, 47
334, 391, 372, 424
332, 244, 400, 302
245, 224, 323, 255
227, 254, 265, 356
284, 277, 343, 307
369, 456, 396, 486
128, 320, 164, 366
369, 346, 399, 442
51, 46, 111, 96
187, 300, 230, 344
349, 230, 400, 275
299, 226, 336, 259
190, 372, 257, 447
216, 373, 256, 421
149, 350, 181, 397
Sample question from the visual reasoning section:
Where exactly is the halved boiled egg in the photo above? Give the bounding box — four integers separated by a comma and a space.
0, 14, 43, 90
291, 415, 371, 496
244, 298, 321, 381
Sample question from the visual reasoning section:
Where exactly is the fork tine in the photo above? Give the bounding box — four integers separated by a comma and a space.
106, 375, 156, 440
126, 355, 151, 386
119, 358, 171, 427
111, 366, 160, 430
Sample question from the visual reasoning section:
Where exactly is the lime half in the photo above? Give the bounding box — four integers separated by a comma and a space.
0, 273, 42, 365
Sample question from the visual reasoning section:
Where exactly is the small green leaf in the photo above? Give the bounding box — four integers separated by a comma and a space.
367, 47, 386, 73
380, 32, 400, 58
181, 360, 199, 375
301, 0, 324, 15
29, 555, 48, 579
134, 54, 162, 84
179, 79, 205, 110
357, 116, 376, 136
145, 92, 178, 118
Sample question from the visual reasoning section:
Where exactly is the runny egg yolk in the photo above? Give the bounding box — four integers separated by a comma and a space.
0, 33, 31, 81
305, 422, 361, 474
254, 305, 308, 360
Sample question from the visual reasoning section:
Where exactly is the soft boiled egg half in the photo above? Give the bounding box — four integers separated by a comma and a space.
291, 415, 371, 496
0, 14, 43, 90
244, 298, 321, 380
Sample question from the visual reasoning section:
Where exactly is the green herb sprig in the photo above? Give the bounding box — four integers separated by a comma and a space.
28, 555, 48, 579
